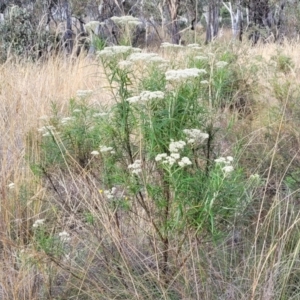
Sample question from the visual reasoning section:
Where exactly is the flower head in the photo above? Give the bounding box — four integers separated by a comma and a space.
33, 219, 45, 229
195, 56, 208, 61
128, 160, 142, 175
126, 96, 141, 103
127, 91, 165, 104
97, 49, 114, 58
61, 117, 75, 125
93, 112, 108, 117
118, 60, 133, 69
99, 146, 115, 154
214, 157, 226, 164
59, 231, 71, 242
111, 15, 141, 25
170, 152, 180, 160
139, 91, 165, 102
178, 157, 192, 167
38, 125, 55, 133
105, 45, 134, 54
250, 173, 260, 180
155, 153, 168, 162
104, 187, 117, 200
200, 80, 209, 85
161, 42, 184, 49
8, 182, 15, 189
222, 165, 234, 174
128, 52, 161, 62
162, 156, 177, 166
187, 43, 200, 48
216, 61, 228, 69
165, 68, 206, 81
215, 156, 234, 175
169, 140, 186, 152
183, 129, 209, 145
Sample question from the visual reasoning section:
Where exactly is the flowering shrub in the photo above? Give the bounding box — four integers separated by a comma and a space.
26, 43, 256, 298
35, 44, 248, 240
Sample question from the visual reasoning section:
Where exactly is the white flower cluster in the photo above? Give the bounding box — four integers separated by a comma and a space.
187, 43, 200, 48
155, 140, 192, 167
59, 231, 71, 242
128, 159, 142, 175
100, 145, 115, 154
93, 112, 108, 117
38, 125, 57, 137
126, 96, 140, 103
165, 68, 206, 81
103, 187, 117, 199
186, 44, 202, 50
127, 52, 167, 63
61, 117, 75, 125
214, 156, 234, 174
8, 182, 15, 189
161, 42, 184, 49
107, 46, 140, 53
250, 173, 260, 181
97, 46, 141, 58
147, 56, 169, 63
215, 61, 228, 69
118, 60, 133, 69
97, 48, 114, 57
215, 156, 233, 164
169, 140, 186, 152
111, 15, 142, 26
183, 129, 209, 145
126, 90, 165, 104
33, 219, 45, 229
91, 145, 115, 156
178, 157, 192, 167
195, 56, 208, 61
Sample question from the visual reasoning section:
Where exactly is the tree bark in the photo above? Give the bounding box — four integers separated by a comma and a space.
223, 1, 243, 41
63, 0, 73, 54
204, 0, 220, 44
166, 0, 181, 44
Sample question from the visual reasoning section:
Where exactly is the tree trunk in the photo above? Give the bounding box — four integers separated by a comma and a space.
63, 0, 73, 54
223, 1, 243, 41
166, 0, 181, 44
246, 0, 270, 44
204, 0, 220, 44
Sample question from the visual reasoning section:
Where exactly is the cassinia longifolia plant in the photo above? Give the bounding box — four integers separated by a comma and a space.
34, 44, 254, 281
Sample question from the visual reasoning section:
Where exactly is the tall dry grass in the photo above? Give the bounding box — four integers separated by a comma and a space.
0, 55, 109, 299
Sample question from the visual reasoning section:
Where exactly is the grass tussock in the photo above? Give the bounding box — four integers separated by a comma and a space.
1, 41, 300, 299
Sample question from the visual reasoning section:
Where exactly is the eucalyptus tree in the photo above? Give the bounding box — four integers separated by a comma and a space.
222, 0, 244, 40
222, 0, 291, 42
166, 0, 181, 44
203, 0, 221, 43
